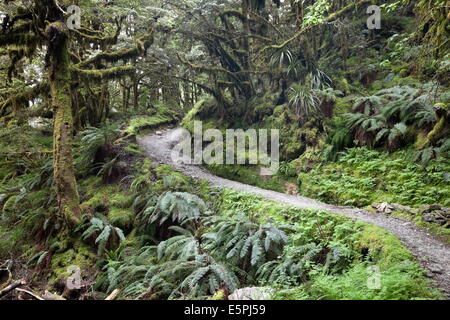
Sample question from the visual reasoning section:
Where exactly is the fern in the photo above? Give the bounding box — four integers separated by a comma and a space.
139, 192, 207, 227
76, 123, 120, 175
208, 213, 288, 269
257, 243, 350, 286
80, 216, 125, 254
169, 255, 239, 299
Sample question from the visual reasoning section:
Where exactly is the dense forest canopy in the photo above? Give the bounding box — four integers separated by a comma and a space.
0, 0, 449, 301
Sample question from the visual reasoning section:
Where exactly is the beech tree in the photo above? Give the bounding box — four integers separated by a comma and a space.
0, 0, 154, 228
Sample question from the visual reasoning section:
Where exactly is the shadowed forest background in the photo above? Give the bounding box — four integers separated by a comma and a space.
0, 0, 449, 300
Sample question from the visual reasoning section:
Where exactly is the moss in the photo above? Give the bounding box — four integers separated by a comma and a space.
181, 97, 220, 132
334, 96, 353, 115
216, 190, 442, 300
49, 242, 97, 287
0, 224, 27, 259
109, 207, 134, 230
153, 165, 193, 192
124, 143, 144, 155
182, 99, 208, 127
211, 289, 227, 300
353, 223, 413, 267
109, 193, 133, 209
82, 185, 116, 211
281, 128, 305, 160
414, 132, 429, 150
48, 22, 81, 227
74, 33, 154, 68
208, 164, 286, 193
72, 65, 137, 80
124, 115, 173, 136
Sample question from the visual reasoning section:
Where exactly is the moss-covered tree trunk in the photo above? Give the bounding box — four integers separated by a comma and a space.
47, 22, 81, 227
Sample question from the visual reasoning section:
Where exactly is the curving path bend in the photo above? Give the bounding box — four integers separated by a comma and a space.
139, 127, 450, 298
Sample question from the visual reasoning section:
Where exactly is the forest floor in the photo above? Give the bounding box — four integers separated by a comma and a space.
139, 127, 450, 298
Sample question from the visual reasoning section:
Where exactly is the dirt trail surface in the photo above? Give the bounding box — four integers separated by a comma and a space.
139, 127, 450, 298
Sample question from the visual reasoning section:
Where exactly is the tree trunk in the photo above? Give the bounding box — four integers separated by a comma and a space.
47, 22, 81, 227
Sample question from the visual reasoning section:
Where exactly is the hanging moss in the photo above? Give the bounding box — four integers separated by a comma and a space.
0, 33, 38, 47
0, 82, 49, 117
74, 33, 154, 69
72, 65, 137, 80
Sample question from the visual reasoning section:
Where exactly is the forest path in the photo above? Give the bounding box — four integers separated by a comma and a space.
139, 127, 450, 298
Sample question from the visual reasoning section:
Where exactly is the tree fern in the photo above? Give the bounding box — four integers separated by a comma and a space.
208, 213, 288, 269
76, 123, 120, 171
168, 254, 239, 299
139, 192, 207, 227
352, 96, 384, 115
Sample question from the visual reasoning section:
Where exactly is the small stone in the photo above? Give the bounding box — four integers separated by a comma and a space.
419, 204, 442, 214
376, 202, 394, 214
428, 264, 443, 274
422, 212, 447, 226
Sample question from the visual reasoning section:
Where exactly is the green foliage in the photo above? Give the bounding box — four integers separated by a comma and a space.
288, 84, 320, 120
102, 246, 172, 299
208, 213, 288, 269
257, 242, 351, 286
76, 123, 121, 178
215, 190, 442, 300
79, 216, 125, 255
300, 147, 450, 207
307, 262, 439, 300
138, 191, 207, 227
208, 164, 286, 193
337, 84, 448, 155
301, 0, 331, 26
125, 115, 173, 136
1, 0, 448, 302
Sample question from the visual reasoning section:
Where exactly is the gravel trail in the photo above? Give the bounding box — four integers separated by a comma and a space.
139, 127, 450, 298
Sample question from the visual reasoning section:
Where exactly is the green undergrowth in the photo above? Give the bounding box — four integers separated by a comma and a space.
122, 101, 181, 138
124, 115, 174, 137
0, 117, 445, 300
91, 186, 441, 300
217, 190, 442, 300
299, 147, 450, 207
207, 164, 286, 193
